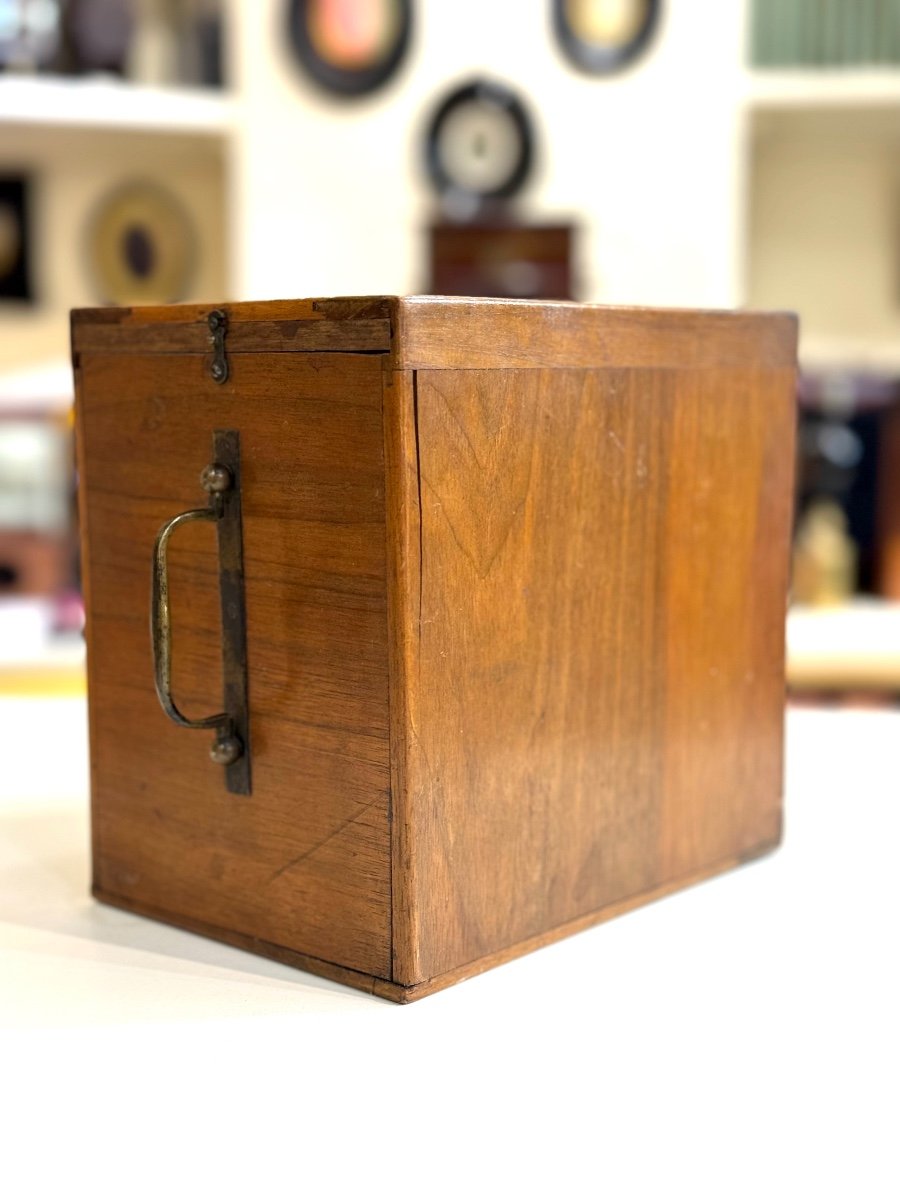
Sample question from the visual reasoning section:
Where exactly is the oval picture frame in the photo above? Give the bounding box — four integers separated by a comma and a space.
286, 0, 412, 97
553, 0, 661, 74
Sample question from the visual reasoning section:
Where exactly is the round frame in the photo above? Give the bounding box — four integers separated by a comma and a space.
85, 181, 195, 306
552, 0, 661, 74
425, 79, 535, 205
286, 0, 412, 98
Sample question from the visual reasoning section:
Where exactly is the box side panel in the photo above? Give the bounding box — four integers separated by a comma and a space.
77, 346, 392, 978
399, 357, 795, 985
658, 365, 795, 880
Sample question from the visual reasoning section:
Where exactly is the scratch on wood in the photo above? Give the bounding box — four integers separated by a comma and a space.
268, 799, 380, 884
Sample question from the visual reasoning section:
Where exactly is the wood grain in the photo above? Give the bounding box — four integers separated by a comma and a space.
73, 317, 391, 355
395, 296, 797, 371
77, 347, 392, 977
75, 295, 797, 999
72, 295, 393, 328
387, 359, 796, 984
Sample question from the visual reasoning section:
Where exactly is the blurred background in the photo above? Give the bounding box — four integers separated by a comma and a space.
2, 0, 900, 704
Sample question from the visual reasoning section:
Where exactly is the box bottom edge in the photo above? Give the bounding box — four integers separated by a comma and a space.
93, 834, 780, 1005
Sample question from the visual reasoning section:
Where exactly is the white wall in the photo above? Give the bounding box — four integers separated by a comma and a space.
227, 0, 747, 307
0, 127, 226, 372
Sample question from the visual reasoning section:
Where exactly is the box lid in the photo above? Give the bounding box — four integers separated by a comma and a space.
72, 295, 798, 373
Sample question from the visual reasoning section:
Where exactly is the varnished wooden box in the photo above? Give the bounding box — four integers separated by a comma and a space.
72, 296, 797, 1002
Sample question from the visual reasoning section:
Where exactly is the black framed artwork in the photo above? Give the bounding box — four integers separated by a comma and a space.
286, 0, 412, 97
0, 177, 32, 303
425, 80, 535, 215
553, 0, 661, 74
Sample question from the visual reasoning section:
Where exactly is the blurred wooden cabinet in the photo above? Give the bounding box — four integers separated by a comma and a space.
427, 222, 575, 300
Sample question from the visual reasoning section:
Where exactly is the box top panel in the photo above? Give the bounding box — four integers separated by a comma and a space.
71, 295, 798, 372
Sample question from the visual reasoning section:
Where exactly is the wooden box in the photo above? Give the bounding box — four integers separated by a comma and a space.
72, 296, 797, 1002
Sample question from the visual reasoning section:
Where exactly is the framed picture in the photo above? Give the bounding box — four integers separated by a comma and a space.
425, 80, 535, 215
0, 176, 32, 303
553, 0, 661, 74
86, 181, 195, 305
286, 0, 412, 97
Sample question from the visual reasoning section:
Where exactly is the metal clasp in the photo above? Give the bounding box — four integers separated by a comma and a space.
208, 309, 228, 384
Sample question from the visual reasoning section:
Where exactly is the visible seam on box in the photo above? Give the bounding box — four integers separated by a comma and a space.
412, 371, 424, 648
380, 362, 394, 984
93, 885, 396, 989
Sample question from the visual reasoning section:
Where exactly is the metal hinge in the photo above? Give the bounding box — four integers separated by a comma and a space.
208, 309, 228, 383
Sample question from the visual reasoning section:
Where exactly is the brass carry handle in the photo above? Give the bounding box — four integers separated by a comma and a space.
149, 431, 251, 795
152, 506, 228, 731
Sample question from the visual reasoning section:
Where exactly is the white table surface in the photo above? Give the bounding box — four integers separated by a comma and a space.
1, 697, 897, 1199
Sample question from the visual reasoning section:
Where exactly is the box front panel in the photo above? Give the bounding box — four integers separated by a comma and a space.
77, 348, 392, 978
402, 362, 795, 983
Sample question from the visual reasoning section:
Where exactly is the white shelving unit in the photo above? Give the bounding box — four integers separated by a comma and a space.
1, 0, 899, 377
745, 67, 900, 109
741, 59, 900, 372
0, 70, 230, 374
0, 75, 234, 137
1, 1, 898, 683
788, 599, 900, 690
796, 335, 900, 376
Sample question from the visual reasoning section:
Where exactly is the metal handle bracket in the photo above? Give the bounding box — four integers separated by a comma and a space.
151, 430, 251, 795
